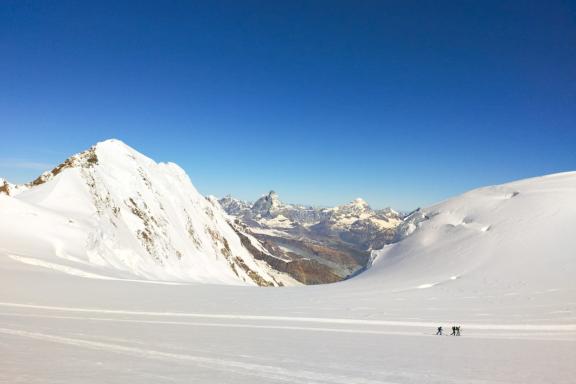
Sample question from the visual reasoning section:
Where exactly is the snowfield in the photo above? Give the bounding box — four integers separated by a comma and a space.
1, 142, 575, 383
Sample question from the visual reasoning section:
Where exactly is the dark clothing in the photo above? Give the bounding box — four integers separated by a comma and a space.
436, 327, 443, 335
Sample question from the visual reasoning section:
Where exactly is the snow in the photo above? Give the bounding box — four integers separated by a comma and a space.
368, 216, 401, 230
258, 214, 294, 228
0, 256, 574, 383
367, 171, 576, 301
0, 139, 294, 286
1, 145, 575, 383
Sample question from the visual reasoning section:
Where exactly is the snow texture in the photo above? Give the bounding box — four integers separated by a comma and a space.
1, 143, 575, 383
0, 139, 294, 286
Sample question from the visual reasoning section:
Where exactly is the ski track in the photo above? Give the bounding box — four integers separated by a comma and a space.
0, 312, 573, 341
1, 302, 575, 332
0, 327, 395, 384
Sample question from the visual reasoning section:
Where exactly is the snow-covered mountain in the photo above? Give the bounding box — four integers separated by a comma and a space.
220, 191, 403, 249
2, 139, 573, 293
308, 198, 403, 250
221, 191, 327, 226
218, 191, 403, 282
0, 140, 296, 286
363, 171, 576, 297
218, 195, 252, 216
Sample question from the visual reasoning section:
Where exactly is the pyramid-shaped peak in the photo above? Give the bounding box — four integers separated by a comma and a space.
251, 190, 283, 216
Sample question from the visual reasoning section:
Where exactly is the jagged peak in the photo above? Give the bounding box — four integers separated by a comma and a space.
251, 190, 284, 216
264, 190, 279, 200
254, 190, 281, 205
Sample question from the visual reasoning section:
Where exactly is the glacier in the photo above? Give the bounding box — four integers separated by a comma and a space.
0, 140, 574, 383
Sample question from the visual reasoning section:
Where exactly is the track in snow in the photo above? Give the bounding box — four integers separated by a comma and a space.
0, 327, 393, 384
2, 302, 575, 384
1, 302, 574, 340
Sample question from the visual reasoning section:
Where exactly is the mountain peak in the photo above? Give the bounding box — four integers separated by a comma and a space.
252, 190, 283, 217
340, 197, 370, 211
5, 140, 293, 286
92, 139, 144, 161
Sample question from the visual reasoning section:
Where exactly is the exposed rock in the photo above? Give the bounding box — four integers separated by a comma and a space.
219, 191, 404, 284
30, 148, 98, 187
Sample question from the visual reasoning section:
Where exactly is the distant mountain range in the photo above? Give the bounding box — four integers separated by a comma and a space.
218, 191, 405, 283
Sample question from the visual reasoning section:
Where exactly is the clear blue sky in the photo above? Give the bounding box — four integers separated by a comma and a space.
1, 1, 575, 210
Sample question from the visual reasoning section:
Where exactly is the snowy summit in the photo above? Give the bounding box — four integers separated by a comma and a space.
0, 139, 295, 286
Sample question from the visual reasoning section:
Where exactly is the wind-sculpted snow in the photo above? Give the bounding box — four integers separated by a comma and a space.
0, 140, 296, 286
367, 171, 576, 298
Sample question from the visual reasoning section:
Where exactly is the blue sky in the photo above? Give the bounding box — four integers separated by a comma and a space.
1, 1, 575, 210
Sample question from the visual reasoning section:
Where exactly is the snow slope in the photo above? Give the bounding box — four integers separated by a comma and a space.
0, 139, 294, 286
365, 171, 576, 299
1, 160, 575, 383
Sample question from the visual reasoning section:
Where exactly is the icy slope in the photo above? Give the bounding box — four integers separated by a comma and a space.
365, 171, 576, 296
0, 140, 294, 286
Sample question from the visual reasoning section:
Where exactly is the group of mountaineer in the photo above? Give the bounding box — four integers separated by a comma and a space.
436, 325, 461, 336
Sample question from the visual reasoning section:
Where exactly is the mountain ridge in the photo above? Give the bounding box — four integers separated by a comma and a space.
0, 139, 297, 286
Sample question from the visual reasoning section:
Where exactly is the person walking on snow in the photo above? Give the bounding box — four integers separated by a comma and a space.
436, 326, 443, 335
450, 326, 456, 336
456, 326, 461, 336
